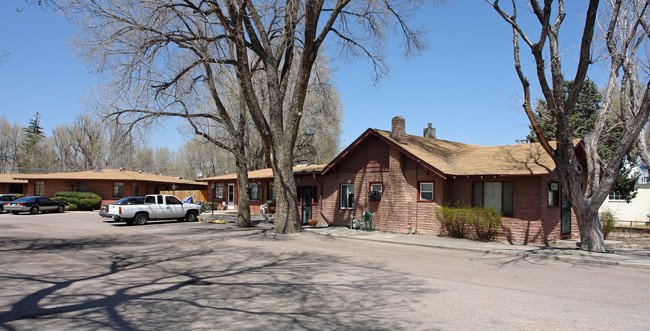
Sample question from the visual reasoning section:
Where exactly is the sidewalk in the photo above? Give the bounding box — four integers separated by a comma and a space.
303, 226, 650, 270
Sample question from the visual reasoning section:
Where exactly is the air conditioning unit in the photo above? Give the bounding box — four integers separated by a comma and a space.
368, 190, 381, 201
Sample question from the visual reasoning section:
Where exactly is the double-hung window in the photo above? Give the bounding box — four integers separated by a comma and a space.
419, 182, 434, 201
340, 184, 354, 209
548, 181, 560, 207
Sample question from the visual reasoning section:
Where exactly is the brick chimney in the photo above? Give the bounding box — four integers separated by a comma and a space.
423, 123, 436, 139
391, 116, 408, 144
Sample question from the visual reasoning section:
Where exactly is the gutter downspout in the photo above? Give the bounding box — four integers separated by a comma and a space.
313, 173, 332, 225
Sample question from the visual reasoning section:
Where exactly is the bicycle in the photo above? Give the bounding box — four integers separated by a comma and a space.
196, 200, 212, 213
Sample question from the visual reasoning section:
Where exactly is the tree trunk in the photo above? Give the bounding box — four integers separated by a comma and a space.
234, 142, 251, 228
574, 207, 606, 252
271, 146, 302, 234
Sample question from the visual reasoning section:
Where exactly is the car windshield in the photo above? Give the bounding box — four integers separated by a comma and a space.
13, 197, 36, 203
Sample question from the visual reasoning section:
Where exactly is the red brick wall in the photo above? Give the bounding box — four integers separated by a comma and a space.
321, 142, 444, 235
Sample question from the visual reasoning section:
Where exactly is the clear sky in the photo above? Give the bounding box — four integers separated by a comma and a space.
0, 1, 602, 153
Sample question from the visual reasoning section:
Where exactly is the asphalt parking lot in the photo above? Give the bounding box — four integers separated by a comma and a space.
1, 212, 649, 330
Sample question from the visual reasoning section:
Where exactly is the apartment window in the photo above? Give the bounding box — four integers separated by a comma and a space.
77, 182, 87, 193
35, 181, 45, 196
249, 183, 261, 200
548, 181, 560, 207
215, 183, 224, 199
472, 182, 513, 216
133, 182, 139, 196
340, 184, 354, 209
267, 182, 275, 200
369, 182, 383, 200
608, 191, 625, 201
419, 182, 434, 201
113, 182, 124, 198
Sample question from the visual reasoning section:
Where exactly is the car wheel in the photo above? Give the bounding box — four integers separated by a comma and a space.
185, 211, 198, 222
134, 213, 148, 225
30, 206, 39, 214
57, 205, 65, 213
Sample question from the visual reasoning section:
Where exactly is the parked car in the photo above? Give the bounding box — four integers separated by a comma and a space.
0, 194, 18, 213
108, 194, 200, 225
5, 196, 66, 214
99, 196, 145, 220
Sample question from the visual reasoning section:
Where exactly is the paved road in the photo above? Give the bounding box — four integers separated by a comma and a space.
0, 212, 648, 330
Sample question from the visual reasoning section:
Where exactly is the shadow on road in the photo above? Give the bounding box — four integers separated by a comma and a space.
0, 230, 438, 330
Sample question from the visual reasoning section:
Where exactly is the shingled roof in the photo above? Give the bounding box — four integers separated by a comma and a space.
12, 168, 206, 186
0, 174, 28, 184
202, 164, 326, 181
323, 128, 573, 178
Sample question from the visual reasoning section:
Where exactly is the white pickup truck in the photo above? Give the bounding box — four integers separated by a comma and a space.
108, 194, 201, 225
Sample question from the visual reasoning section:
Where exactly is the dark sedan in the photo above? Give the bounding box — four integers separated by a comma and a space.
0, 194, 18, 213
99, 196, 145, 219
5, 196, 66, 214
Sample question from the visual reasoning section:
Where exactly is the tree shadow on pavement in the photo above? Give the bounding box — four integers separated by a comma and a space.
0, 232, 440, 330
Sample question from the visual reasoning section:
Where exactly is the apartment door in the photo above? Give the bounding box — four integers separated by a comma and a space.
301, 186, 312, 225
561, 191, 572, 236
227, 183, 235, 210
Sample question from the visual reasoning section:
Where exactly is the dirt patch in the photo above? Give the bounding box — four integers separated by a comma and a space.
608, 230, 650, 249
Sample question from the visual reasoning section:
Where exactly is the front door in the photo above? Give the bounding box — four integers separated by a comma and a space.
301, 186, 312, 225
561, 191, 572, 236
227, 183, 235, 210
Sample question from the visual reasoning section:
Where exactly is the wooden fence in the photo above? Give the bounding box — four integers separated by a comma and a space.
160, 190, 207, 202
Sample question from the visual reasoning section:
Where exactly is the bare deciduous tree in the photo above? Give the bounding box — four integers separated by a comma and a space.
489, 0, 650, 251
41, 0, 421, 233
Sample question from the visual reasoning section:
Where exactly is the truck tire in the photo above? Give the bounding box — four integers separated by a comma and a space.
185, 211, 198, 222
134, 213, 148, 225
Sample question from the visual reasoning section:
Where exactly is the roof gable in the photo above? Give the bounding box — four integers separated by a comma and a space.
324, 128, 563, 177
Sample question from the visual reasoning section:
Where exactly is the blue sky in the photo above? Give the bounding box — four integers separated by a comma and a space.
0, 1, 600, 152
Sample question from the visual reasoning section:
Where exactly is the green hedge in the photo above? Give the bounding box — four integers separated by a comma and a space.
436, 205, 502, 241
52, 191, 102, 211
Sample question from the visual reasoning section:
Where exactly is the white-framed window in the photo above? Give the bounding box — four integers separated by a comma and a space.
369, 182, 383, 200
608, 191, 625, 201
340, 184, 354, 209
548, 181, 560, 207
419, 182, 434, 201
215, 184, 224, 199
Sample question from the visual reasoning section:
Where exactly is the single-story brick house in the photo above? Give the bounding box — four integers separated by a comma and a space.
203, 165, 324, 221
13, 168, 206, 204
204, 116, 582, 244
0, 174, 28, 194
318, 116, 581, 244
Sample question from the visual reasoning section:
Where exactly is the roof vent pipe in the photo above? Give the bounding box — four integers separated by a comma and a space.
391, 116, 408, 144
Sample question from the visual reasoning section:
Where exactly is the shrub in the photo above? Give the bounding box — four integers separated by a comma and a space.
436, 205, 502, 241
436, 206, 469, 238
469, 208, 502, 241
600, 209, 617, 240
53, 192, 102, 211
